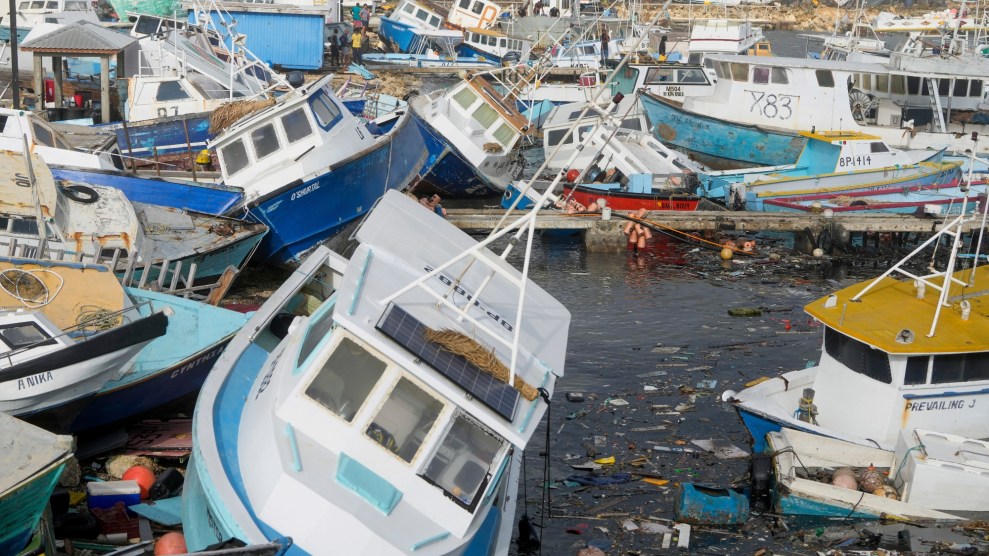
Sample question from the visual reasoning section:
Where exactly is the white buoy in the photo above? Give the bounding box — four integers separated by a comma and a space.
812, 248, 824, 258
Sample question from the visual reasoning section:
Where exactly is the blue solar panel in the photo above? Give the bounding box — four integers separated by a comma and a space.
377, 305, 519, 421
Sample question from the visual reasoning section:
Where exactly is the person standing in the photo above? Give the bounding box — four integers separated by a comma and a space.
329, 29, 341, 66
599, 25, 609, 65
351, 3, 362, 27
360, 4, 370, 29
352, 28, 364, 65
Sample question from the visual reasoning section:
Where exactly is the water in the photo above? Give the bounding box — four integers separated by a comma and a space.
500, 232, 889, 554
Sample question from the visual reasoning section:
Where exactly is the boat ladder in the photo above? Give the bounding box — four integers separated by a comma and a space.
927, 77, 948, 133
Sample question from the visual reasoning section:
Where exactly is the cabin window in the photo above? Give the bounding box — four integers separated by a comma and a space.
305, 336, 386, 422
815, 70, 834, 88
545, 128, 568, 147
134, 16, 161, 35
752, 67, 770, 84
712, 62, 726, 80
366, 377, 443, 462
156, 81, 191, 101
688, 53, 703, 65
930, 353, 989, 384
891, 75, 906, 95
905, 356, 929, 385
220, 139, 250, 176
771, 67, 788, 84
472, 103, 499, 129
499, 38, 506, 47
860, 74, 872, 90
823, 327, 891, 383
938, 79, 950, 96
954, 79, 969, 97
458, 0, 469, 7
453, 87, 478, 110
251, 123, 280, 161
429, 15, 441, 27
907, 76, 921, 96
30, 1, 42, 8
493, 122, 515, 146
280, 108, 313, 143
471, 0, 484, 13
679, 68, 707, 84
971, 80, 983, 97
875, 74, 889, 94
0, 322, 51, 350
620, 118, 641, 131
869, 142, 889, 153
402, 2, 415, 13
415, 9, 429, 21
9, 218, 38, 235
729, 63, 749, 82
645, 68, 673, 83
297, 309, 335, 366
31, 123, 53, 147
18, 1, 28, 9
310, 93, 342, 129
45, 1, 57, 8
421, 414, 504, 511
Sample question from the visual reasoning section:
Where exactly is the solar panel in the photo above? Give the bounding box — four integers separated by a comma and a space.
377, 305, 519, 421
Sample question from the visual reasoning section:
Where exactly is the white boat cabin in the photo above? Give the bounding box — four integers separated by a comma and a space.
447, 0, 501, 30
685, 19, 771, 65
425, 74, 530, 159
126, 12, 188, 37
390, 0, 446, 31
6, 0, 100, 27
0, 108, 118, 170
462, 28, 529, 61
126, 74, 245, 122
211, 75, 376, 198
542, 97, 646, 170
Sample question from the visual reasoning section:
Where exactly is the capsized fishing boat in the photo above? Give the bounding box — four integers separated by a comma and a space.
0, 411, 74, 555
0, 150, 266, 284
210, 74, 428, 266
724, 188, 989, 452
0, 257, 168, 432
698, 131, 961, 210
759, 179, 988, 215
766, 427, 989, 520
182, 189, 570, 553
68, 287, 251, 432
0, 107, 121, 170
410, 69, 532, 197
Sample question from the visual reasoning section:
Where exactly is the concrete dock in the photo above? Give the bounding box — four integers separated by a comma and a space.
445, 209, 982, 253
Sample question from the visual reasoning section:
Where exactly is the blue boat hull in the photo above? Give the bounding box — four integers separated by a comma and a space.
639, 92, 806, 167
0, 462, 66, 555
246, 111, 429, 266
51, 167, 243, 215
378, 17, 417, 52
69, 289, 250, 432
411, 110, 502, 198
107, 113, 212, 158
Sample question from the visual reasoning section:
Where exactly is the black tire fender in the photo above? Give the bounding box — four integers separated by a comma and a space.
62, 185, 99, 204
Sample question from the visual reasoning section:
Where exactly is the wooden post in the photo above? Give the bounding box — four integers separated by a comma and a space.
100, 54, 110, 124
183, 118, 198, 183
121, 119, 137, 173
52, 55, 62, 110
32, 54, 43, 113
153, 146, 160, 176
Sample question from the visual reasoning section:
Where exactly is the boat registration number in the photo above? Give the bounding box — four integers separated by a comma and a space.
747, 91, 796, 121
838, 156, 873, 169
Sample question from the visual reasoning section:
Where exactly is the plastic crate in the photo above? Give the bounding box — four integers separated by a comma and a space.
91, 502, 140, 538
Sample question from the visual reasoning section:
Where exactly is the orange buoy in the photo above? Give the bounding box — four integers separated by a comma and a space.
122, 465, 156, 499
566, 169, 580, 183
154, 532, 187, 555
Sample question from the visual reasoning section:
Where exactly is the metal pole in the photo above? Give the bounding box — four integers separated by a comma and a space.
8, 0, 18, 109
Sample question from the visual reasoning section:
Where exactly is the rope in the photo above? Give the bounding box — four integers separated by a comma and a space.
75, 305, 122, 332
538, 387, 551, 556
0, 268, 64, 308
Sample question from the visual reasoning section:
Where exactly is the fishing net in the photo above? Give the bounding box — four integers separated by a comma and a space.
423, 328, 538, 401
107, 0, 181, 18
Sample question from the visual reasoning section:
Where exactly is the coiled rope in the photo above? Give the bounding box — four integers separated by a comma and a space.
0, 268, 64, 308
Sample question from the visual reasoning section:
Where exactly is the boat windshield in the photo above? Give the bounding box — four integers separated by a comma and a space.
304, 336, 387, 422
824, 327, 891, 384
421, 414, 505, 512
0, 321, 52, 351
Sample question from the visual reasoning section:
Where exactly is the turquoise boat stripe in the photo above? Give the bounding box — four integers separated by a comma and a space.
285, 424, 303, 473
349, 249, 373, 316
410, 531, 450, 551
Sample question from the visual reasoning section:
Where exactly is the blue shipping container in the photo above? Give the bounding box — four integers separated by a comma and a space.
194, 11, 325, 70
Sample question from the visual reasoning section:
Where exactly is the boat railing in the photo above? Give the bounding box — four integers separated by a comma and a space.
0, 238, 237, 305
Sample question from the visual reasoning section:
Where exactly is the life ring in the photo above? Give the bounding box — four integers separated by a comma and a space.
62, 184, 99, 204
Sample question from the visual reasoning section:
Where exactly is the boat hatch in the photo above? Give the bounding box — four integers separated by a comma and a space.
421, 413, 505, 511
377, 304, 521, 421
219, 105, 316, 177
0, 320, 56, 353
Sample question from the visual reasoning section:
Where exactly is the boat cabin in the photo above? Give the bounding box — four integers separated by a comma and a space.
686, 19, 770, 64
447, 0, 501, 30
127, 12, 187, 37
461, 27, 529, 61
439, 75, 530, 156
794, 130, 912, 174
390, 0, 446, 31
0, 108, 119, 170
211, 76, 377, 195
9, 0, 100, 26
611, 63, 714, 99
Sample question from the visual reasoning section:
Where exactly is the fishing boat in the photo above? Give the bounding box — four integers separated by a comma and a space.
724, 188, 989, 452
378, 0, 502, 54
0, 411, 74, 555
682, 18, 772, 64
0, 107, 121, 170
68, 287, 251, 432
409, 70, 532, 197
767, 427, 989, 520
361, 29, 500, 70
181, 190, 570, 553
759, 179, 988, 215
0, 257, 168, 432
458, 27, 530, 64
698, 131, 962, 210
209, 74, 428, 265
639, 54, 989, 167
0, 150, 266, 284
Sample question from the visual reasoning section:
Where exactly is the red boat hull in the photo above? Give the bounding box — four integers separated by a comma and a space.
563, 185, 700, 211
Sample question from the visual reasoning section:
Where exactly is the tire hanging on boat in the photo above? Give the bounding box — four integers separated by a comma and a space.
62, 184, 99, 204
